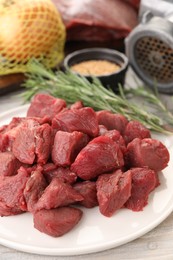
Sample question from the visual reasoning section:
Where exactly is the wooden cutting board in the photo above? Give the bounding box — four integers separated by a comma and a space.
0, 73, 25, 95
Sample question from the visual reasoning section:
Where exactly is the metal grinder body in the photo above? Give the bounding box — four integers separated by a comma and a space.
126, 0, 173, 93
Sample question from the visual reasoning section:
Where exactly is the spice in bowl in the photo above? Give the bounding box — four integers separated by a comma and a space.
70, 60, 120, 76
63, 48, 129, 93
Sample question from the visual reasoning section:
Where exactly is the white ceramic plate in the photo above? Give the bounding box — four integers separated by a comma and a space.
0, 105, 173, 256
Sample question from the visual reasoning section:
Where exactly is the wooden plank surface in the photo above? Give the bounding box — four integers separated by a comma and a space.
0, 74, 24, 95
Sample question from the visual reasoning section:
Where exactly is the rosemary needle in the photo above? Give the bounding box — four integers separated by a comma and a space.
22, 60, 172, 134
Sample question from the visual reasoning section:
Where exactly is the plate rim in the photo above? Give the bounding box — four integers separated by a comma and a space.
0, 204, 173, 256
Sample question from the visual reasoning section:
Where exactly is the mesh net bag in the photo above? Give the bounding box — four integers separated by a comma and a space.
0, 0, 66, 75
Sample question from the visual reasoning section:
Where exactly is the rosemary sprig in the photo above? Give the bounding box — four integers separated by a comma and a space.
22, 60, 173, 134
124, 86, 173, 126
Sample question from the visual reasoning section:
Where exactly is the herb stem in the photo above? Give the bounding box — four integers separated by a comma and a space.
22, 60, 173, 135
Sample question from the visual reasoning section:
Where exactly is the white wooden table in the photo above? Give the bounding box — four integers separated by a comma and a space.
0, 72, 173, 260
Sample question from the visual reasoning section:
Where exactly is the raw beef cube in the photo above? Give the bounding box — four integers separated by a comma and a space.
52, 107, 99, 137
123, 120, 151, 144
43, 164, 77, 184
73, 181, 98, 208
51, 117, 68, 132
43, 163, 57, 172
27, 116, 51, 125
12, 126, 35, 164
35, 124, 52, 164
71, 135, 124, 180
12, 122, 52, 165
0, 125, 9, 152
21, 164, 38, 176
23, 166, 47, 212
125, 167, 157, 211
1, 117, 41, 136
104, 129, 127, 154
33, 207, 83, 237
4, 117, 50, 128
0, 121, 24, 152
0, 116, 50, 152
34, 178, 83, 211
0, 167, 29, 216
0, 119, 23, 144
0, 116, 48, 136
0, 151, 23, 176
125, 138, 170, 172
96, 169, 131, 217
27, 93, 66, 119
70, 101, 84, 109
52, 131, 89, 166
0, 117, 40, 153
96, 110, 128, 134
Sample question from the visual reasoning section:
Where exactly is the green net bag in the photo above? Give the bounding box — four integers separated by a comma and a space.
0, 0, 66, 75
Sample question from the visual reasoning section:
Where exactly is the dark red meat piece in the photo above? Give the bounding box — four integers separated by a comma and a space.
125, 138, 170, 172
73, 181, 98, 208
0, 117, 52, 165
96, 169, 131, 217
35, 178, 83, 211
12, 126, 35, 164
52, 107, 99, 137
27, 93, 66, 119
20, 164, 38, 176
51, 131, 89, 166
70, 101, 84, 110
43, 164, 77, 184
96, 110, 128, 134
0, 125, 9, 152
123, 120, 151, 144
0, 117, 40, 152
33, 207, 83, 237
125, 0, 140, 9
0, 151, 23, 176
23, 166, 47, 212
104, 129, 127, 154
0, 117, 50, 131
0, 167, 29, 216
42, 163, 57, 172
0, 116, 50, 152
53, 0, 138, 42
12, 123, 52, 165
71, 135, 124, 180
35, 124, 52, 164
125, 167, 157, 211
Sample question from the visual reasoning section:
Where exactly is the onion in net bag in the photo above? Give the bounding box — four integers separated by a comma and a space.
0, 0, 66, 75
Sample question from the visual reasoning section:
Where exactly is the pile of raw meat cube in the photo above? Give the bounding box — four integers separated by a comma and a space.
0, 93, 169, 237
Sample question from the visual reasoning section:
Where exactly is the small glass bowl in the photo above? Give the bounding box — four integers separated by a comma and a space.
63, 47, 129, 93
